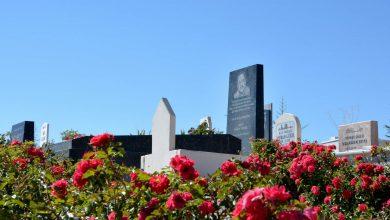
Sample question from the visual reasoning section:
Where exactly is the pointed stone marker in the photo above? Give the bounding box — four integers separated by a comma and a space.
152, 98, 176, 155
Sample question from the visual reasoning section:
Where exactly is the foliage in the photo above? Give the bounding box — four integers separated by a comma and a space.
187, 122, 223, 135
60, 130, 84, 141
0, 134, 389, 219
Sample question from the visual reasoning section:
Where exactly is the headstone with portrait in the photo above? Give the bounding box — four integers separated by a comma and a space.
273, 113, 301, 145
338, 121, 379, 152
226, 64, 264, 155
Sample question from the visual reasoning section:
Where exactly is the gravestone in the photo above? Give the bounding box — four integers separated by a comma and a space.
152, 98, 176, 154
338, 121, 379, 152
227, 64, 264, 155
11, 121, 34, 142
40, 123, 49, 147
264, 103, 273, 141
200, 116, 212, 130
273, 113, 301, 145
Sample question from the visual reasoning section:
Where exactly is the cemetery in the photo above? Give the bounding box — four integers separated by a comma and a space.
0, 64, 389, 219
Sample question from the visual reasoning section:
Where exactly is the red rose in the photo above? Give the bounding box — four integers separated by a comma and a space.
220, 160, 241, 176
51, 165, 65, 176
307, 165, 315, 173
358, 203, 368, 212
182, 192, 193, 201
232, 188, 270, 220
107, 212, 116, 220
198, 200, 215, 216
27, 147, 44, 159
276, 210, 308, 220
324, 196, 331, 204
325, 185, 333, 194
72, 171, 88, 189
166, 192, 188, 210
311, 186, 320, 196
138, 198, 159, 220
196, 177, 208, 187
299, 195, 306, 203
51, 179, 68, 199
149, 174, 170, 194
332, 177, 342, 189
342, 190, 353, 200
169, 155, 199, 181
262, 185, 291, 203
338, 212, 346, 220
355, 155, 363, 161
10, 140, 22, 146
89, 133, 114, 148
304, 207, 319, 220
13, 157, 29, 170
331, 205, 340, 213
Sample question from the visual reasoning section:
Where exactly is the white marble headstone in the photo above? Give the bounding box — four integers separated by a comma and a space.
338, 121, 378, 152
40, 122, 49, 147
152, 98, 176, 155
273, 113, 301, 145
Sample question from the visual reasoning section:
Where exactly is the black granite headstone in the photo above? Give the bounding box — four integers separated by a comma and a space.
227, 64, 264, 155
11, 121, 34, 142
264, 103, 273, 141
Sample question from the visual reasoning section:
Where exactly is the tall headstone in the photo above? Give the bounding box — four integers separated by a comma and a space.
227, 64, 264, 155
338, 121, 379, 152
152, 98, 176, 155
40, 123, 49, 147
264, 103, 273, 141
273, 113, 301, 145
11, 121, 34, 142
200, 116, 212, 130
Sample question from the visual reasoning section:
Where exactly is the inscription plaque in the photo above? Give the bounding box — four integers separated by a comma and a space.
338, 121, 378, 152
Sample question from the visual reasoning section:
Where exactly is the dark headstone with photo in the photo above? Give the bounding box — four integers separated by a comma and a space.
227, 64, 264, 155
11, 121, 34, 142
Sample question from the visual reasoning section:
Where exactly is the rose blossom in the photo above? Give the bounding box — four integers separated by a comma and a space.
232, 188, 270, 220
220, 160, 241, 176
166, 192, 189, 210
138, 198, 159, 220
149, 174, 170, 194
262, 185, 291, 203
89, 133, 114, 148
358, 203, 368, 212
13, 157, 29, 170
51, 179, 68, 199
198, 200, 215, 216
51, 165, 65, 176
311, 186, 320, 196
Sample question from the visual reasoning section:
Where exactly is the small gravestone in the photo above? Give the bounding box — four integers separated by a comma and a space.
152, 98, 176, 155
200, 116, 212, 130
273, 113, 301, 145
264, 103, 273, 141
338, 121, 379, 152
227, 64, 264, 155
40, 123, 49, 147
11, 121, 34, 142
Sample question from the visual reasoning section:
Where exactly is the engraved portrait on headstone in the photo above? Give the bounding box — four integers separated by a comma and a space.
234, 73, 251, 99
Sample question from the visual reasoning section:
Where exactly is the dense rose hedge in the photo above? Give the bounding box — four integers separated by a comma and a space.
0, 134, 389, 219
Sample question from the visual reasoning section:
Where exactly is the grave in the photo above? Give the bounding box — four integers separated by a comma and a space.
40, 123, 49, 147
226, 64, 264, 155
273, 113, 302, 145
264, 103, 273, 141
338, 121, 379, 152
11, 121, 34, 142
142, 98, 244, 175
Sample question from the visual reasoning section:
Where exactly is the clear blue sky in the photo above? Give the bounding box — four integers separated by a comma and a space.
1, 1, 389, 142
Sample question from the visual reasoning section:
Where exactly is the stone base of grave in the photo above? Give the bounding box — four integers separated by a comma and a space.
141, 149, 245, 176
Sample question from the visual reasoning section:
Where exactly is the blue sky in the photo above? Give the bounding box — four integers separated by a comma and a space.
0, 1, 389, 142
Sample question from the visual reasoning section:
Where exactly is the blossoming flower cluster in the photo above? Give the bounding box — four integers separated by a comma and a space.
1, 135, 389, 219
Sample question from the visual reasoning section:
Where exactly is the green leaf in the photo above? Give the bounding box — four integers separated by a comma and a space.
83, 169, 96, 179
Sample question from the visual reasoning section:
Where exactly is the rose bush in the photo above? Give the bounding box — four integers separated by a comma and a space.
0, 134, 389, 219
